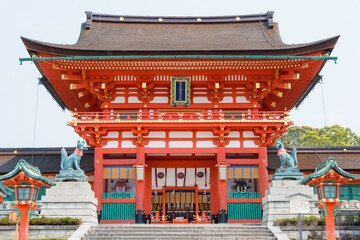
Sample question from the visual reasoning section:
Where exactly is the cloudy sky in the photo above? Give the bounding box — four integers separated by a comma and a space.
1, 0, 359, 147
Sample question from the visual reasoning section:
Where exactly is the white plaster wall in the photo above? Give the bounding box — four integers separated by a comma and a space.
236, 96, 250, 103
122, 131, 135, 138
196, 131, 214, 138
169, 131, 193, 138
147, 132, 166, 138
225, 141, 241, 148
196, 141, 216, 148
169, 141, 193, 148
121, 141, 136, 148
193, 97, 211, 103
149, 97, 169, 103
103, 141, 119, 148
227, 131, 240, 138
243, 131, 256, 138
219, 96, 233, 103
243, 140, 259, 148
128, 96, 142, 103
111, 97, 125, 103
145, 141, 166, 148
103, 131, 119, 138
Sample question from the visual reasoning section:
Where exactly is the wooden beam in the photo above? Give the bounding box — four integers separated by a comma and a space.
279, 73, 299, 80
61, 74, 82, 81
273, 83, 291, 89
70, 83, 87, 90
270, 89, 283, 98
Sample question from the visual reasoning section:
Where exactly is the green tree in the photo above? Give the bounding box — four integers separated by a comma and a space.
279, 125, 360, 146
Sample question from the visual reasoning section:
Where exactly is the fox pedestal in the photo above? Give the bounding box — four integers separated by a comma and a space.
262, 180, 319, 226
40, 182, 98, 225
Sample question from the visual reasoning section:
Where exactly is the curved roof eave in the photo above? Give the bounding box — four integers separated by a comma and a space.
21, 35, 339, 57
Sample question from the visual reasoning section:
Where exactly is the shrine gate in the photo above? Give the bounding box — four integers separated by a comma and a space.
21, 11, 338, 224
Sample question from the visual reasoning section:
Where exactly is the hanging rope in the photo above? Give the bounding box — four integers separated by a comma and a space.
320, 76, 331, 158
31, 79, 41, 165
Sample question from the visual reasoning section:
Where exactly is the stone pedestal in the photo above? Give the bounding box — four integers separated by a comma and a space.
262, 180, 319, 226
40, 182, 98, 225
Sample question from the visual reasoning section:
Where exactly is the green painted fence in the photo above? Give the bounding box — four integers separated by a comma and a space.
101, 203, 135, 220
228, 202, 262, 220
227, 192, 262, 220
101, 192, 136, 220
228, 192, 261, 199
102, 192, 135, 199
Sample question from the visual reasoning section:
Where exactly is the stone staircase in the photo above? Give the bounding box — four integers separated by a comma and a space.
82, 224, 277, 240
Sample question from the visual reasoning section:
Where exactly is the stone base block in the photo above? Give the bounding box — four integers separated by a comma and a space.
262, 180, 319, 226
41, 182, 98, 225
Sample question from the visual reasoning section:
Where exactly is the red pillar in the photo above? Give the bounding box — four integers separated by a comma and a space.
144, 164, 152, 222
135, 147, 146, 223
210, 165, 218, 218
258, 147, 269, 200
325, 203, 337, 240
18, 205, 30, 240
217, 147, 228, 223
93, 147, 103, 217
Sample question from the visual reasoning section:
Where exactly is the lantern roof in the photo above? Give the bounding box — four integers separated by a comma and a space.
0, 181, 14, 198
301, 157, 357, 185
0, 159, 55, 187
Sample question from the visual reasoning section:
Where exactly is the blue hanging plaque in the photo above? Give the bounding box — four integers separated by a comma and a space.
170, 76, 191, 106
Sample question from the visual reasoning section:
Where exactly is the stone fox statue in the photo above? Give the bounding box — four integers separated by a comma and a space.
61, 140, 88, 170
275, 139, 298, 169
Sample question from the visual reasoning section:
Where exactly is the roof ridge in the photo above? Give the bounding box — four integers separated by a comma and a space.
85, 11, 274, 29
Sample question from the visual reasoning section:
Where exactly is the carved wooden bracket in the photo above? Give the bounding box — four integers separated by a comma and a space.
135, 75, 155, 103
74, 125, 107, 147
131, 127, 150, 147
212, 127, 231, 147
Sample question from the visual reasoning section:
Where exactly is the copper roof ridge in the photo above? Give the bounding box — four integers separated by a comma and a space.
85, 11, 274, 28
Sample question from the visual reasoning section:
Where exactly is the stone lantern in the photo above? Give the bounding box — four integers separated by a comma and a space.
301, 157, 356, 240
0, 160, 55, 240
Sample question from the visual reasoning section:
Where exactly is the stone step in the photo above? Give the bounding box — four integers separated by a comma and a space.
83, 237, 277, 240
82, 224, 275, 240
86, 232, 273, 236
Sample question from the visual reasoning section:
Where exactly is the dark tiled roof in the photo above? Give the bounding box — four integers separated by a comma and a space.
267, 146, 360, 172
21, 11, 339, 56
0, 148, 94, 174
0, 147, 359, 175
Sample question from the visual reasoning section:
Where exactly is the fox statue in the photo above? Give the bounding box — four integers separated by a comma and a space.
275, 139, 298, 169
60, 140, 88, 171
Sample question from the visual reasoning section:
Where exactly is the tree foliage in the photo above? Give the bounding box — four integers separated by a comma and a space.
279, 125, 360, 146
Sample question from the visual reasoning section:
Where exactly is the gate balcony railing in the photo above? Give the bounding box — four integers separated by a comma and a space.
71, 111, 289, 124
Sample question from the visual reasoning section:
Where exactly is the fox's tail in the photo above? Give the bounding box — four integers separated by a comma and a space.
60, 147, 68, 169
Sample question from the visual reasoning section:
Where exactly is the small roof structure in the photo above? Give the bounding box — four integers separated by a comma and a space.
0, 181, 14, 200
301, 157, 357, 185
0, 159, 55, 187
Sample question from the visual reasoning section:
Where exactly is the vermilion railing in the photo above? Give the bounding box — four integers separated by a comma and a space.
72, 111, 288, 122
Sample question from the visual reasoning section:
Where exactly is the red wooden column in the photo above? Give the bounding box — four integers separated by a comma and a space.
93, 147, 103, 218
258, 147, 269, 200
217, 147, 228, 223
144, 164, 152, 223
135, 147, 146, 223
210, 165, 218, 221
